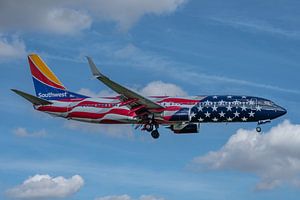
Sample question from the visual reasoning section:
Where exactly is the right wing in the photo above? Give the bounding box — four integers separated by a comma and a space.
86, 57, 164, 112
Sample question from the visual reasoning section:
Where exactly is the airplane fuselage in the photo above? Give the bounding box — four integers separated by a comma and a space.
13, 54, 287, 139
35, 95, 286, 127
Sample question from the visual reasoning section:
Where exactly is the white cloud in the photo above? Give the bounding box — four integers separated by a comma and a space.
95, 194, 165, 200
139, 195, 165, 200
95, 194, 131, 200
0, 35, 26, 59
140, 81, 187, 96
191, 120, 300, 190
13, 127, 47, 138
0, 1, 92, 35
75, 0, 187, 31
45, 8, 92, 35
6, 174, 84, 199
0, 0, 186, 33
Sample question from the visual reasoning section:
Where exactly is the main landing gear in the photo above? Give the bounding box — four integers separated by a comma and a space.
142, 123, 160, 139
139, 114, 160, 139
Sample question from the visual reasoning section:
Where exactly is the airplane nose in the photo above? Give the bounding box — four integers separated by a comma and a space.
277, 106, 287, 116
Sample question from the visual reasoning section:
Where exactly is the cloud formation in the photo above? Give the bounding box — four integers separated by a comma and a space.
0, 0, 186, 33
13, 127, 47, 138
6, 174, 84, 199
140, 81, 187, 96
0, 35, 26, 59
95, 194, 165, 200
192, 120, 300, 190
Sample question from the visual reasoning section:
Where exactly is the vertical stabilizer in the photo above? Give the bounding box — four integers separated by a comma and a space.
28, 54, 87, 100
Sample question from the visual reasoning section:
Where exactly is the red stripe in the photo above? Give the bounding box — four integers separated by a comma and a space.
158, 98, 199, 104
68, 108, 134, 119
37, 106, 68, 112
28, 57, 65, 90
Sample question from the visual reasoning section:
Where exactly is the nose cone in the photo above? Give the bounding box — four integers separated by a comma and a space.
276, 106, 287, 117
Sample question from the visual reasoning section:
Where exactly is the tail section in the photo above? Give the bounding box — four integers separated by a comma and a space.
28, 54, 87, 100
11, 89, 52, 105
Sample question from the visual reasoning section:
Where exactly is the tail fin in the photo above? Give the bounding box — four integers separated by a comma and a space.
28, 54, 88, 100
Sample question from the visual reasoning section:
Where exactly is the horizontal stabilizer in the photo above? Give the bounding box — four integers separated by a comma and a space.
11, 89, 52, 105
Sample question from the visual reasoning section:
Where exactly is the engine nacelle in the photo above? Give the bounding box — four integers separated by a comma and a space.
171, 123, 199, 134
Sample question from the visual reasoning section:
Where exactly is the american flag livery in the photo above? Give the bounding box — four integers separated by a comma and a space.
12, 54, 287, 139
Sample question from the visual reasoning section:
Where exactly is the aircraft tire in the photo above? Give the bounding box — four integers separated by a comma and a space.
256, 127, 261, 133
151, 130, 160, 139
145, 124, 153, 132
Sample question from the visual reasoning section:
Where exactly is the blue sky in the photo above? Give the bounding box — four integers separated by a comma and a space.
1, 0, 300, 199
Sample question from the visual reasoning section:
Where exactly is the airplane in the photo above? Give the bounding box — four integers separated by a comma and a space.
12, 54, 287, 139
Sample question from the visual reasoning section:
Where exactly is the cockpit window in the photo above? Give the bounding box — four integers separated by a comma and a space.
258, 100, 274, 106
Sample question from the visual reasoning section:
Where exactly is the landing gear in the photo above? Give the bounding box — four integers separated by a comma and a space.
141, 114, 160, 139
256, 119, 271, 133
144, 124, 153, 132
151, 129, 160, 139
256, 126, 262, 133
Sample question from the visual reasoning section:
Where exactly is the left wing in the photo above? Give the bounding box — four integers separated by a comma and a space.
86, 57, 164, 112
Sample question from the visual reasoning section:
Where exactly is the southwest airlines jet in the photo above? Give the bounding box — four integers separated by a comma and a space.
12, 54, 287, 139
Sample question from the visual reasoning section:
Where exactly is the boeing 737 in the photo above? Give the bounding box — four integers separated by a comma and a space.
12, 54, 287, 139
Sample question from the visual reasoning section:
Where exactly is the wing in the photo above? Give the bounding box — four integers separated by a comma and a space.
86, 57, 164, 113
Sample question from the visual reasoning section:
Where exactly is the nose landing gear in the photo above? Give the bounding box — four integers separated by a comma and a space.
256, 119, 271, 133
256, 126, 262, 133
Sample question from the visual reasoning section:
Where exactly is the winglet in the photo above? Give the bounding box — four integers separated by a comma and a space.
11, 89, 52, 105
86, 56, 104, 77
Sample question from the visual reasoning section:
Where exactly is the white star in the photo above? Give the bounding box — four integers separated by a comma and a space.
226, 104, 232, 111
227, 117, 233, 121
205, 111, 211, 118
249, 100, 255, 105
241, 104, 247, 111
190, 112, 196, 118
198, 105, 203, 111
205, 100, 210, 106
219, 111, 225, 117
256, 105, 262, 111
218, 100, 225, 105
227, 95, 232, 99
212, 117, 218, 122
242, 117, 248, 121
249, 111, 255, 117
198, 117, 204, 122
233, 100, 240, 105
212, 104, 218, 111
213, 95, 218, 99
234, 111, 240, 117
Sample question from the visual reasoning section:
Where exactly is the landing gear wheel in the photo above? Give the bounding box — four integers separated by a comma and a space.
145, 124, 153, 132
256, 127, 261, 133
151, 130, 160, 139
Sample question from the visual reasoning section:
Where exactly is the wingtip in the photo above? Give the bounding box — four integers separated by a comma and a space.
86, 56, 103, 77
